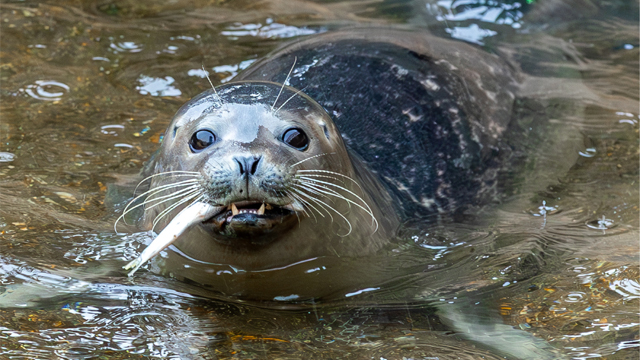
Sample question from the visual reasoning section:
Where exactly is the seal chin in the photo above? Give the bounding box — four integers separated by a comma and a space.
200, 201, 298, 246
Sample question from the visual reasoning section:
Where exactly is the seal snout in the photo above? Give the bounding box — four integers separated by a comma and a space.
234, 155, 261, 176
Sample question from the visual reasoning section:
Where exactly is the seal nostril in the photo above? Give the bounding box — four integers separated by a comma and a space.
250, 156, 261, 175
236, 159, 246, 175
235, 156, 261, 176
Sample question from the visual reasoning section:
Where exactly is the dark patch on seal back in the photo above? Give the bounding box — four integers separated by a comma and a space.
241, 41, 487, 219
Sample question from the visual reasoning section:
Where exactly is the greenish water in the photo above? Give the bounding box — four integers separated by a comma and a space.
0, 0, 638, 359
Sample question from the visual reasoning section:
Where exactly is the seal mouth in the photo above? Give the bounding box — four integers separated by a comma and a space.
217, 201, 292, 222
201, 200, 298, 244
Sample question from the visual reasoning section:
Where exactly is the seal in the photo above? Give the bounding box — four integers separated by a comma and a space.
120, 28, 518, 299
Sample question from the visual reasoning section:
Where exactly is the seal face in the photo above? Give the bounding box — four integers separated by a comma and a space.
124, 28, 518, 298
168, 82, 359, 248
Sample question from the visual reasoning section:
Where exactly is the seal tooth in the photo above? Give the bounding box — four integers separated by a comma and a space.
258, 203, 265, 215
231, 203, 239, 216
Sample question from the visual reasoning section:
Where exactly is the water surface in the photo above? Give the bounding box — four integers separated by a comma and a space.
0, 0, 638, 358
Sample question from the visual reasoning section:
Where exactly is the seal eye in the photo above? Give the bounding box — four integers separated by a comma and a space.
282, 128, 309, 151
189, 130, 216, 153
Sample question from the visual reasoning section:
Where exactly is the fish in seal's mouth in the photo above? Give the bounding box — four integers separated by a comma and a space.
122, 199, 300, 276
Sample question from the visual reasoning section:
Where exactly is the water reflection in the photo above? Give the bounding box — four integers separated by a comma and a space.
0, 152, 15, 162
188, 59, 257, 84
109, 40, 143, 54
0, 286, 212, 358
432, 0, 525, 27
444, 23, 497, 44
222, 18, 320, 39
136, 75, 182, 97
586, 215, 615, 233
19, 80, 69, 101
100, 124, 125, 136
578, 147, 597, 157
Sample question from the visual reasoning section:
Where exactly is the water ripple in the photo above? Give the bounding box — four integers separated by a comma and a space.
109, 40, 143, 53
19, 80, 69, 101
562, 291, 586, 303
0, 152, 15, 162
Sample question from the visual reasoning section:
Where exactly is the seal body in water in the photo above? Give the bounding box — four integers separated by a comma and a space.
125, 28, 519, 299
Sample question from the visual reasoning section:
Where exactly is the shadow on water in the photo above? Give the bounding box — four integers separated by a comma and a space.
0, 0, 638, 358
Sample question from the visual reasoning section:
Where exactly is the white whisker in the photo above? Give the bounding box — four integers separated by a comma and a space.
116, 185, 199, 232
295, 170, 365, 192
293, 172, 346, 185
289, 153, 335, 168
296, 180, 351, 209
293, 206, 301, 227
285, 191, 310, 225
133, 171, 200, 197
288, 191, 318, 222
285, 191, 310, 217
271, 56, 297, 112
274, 86, 307, 115
115, 180, 200, 233
294, 182, 338, 207
201, 65, 224, 105
291, 187, 333, 223
296, 176, 378, 231
151, 191, 202, 231
150, 190, 200, 229
126, 179, 199, 215
296, 175, 377, 225
143, 185, 200, 210
293, 187, 353, 237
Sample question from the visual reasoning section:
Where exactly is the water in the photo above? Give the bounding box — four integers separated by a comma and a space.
0, 0, 638, 358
